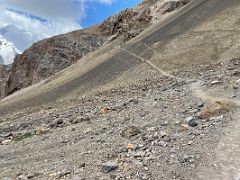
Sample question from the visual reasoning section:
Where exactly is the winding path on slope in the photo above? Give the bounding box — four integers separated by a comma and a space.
124, 45, 240, 180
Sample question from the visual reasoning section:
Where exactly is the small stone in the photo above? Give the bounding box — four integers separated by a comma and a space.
232, 70, 240, 76
1, 139, 12, 145
139, 172, 148, 180
133, 151, 143, 158
163, 135, 171, 142
35, 127, 47, 135
50, 119, 64, 128
158, 140, 167, 147
121, 126, 141, 138
129, 99, 139, 104
27, 172, 40, 179
160, 131, 167, 137
175, 120, 181, 125
211, 80, 221, 85
127, 143, 134, 150
181, 124, 189, 129
17, 174, 28, 180
58, 170, 71, 178
210, 115, 223, 121
102, 161, 118, 173
187, 119, 198, 127
185, 116, 194, 123
100, 107, 109, 114
233, 84, 239, 89
197, 102, 204, 108
71, 117, 90, 124
132, 159, 142, 165
182, 155, 195, 163
147, 127, 156, 132
230, 95, 237, 99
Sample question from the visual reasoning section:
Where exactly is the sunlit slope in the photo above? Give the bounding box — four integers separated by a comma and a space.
1, 0, 240, 116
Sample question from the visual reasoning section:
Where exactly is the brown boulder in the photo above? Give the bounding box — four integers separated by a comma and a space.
197, 100, 238, 119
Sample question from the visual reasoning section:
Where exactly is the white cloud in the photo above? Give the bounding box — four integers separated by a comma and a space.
0, 0, 114, 39
98, 0, 114, 4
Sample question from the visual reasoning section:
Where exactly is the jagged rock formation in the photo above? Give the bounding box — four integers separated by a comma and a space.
98, 5, 152, 40
5, 32, 105, 96
99, 0, 190, 40
0, 0, 191, 99
0, 65, 8, 98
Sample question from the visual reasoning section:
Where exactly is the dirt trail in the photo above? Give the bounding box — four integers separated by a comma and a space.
190, 81, 240, 180
121, 48, 175, 78
125, 48, 240, 180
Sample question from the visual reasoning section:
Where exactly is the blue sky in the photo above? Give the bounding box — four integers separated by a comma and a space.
0, 0, 143, 39
82, 0, 142, 28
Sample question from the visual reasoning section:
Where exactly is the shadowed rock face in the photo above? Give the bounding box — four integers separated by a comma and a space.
0, 0, 191, 99
4, 32, 105, 96
0, 65, 8, 98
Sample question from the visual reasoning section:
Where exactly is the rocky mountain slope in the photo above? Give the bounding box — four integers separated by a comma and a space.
0, 64, 8, 97
1, 0, 240, 179
0, 0, 190, 99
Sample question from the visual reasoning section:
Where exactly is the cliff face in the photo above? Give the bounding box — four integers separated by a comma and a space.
5, 32, 105, 96
1, 0, 191, 99
0, 65, 8, 98
99, 0, 190, 40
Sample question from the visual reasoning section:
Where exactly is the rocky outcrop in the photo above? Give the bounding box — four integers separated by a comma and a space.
5, 32, 105, 96
156, 0, 190, 15
98, 0, 190, 40
99, 6, 152, 40
0, 0, 191, 99
0, 65, 8, 98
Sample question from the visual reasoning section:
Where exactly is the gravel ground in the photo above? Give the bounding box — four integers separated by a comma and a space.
0, 56, 239, 179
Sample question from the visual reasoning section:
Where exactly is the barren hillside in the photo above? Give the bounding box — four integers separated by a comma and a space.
0, 0, 190, 100
0, 0, 240, 179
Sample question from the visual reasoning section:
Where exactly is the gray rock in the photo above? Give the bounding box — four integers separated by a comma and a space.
102, 161, 119, 173
58, 169, 71, 178
158, 140, 167, 147
16, 174, 28, 180
49, 118, 64, 128
121, 126, 141, 138
146, 127, 156, 132
70, 117, 90, 124
186, 117, 198, 127
181, 155, 195, 163
185, 116, 194, 123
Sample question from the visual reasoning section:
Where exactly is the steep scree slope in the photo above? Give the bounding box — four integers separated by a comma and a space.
0, 0, 190, 99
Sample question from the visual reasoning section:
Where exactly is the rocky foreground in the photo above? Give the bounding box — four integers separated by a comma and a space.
0, 56, 239, 179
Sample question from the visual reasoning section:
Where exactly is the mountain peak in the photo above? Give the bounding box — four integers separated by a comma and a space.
0, 24, 39, 65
